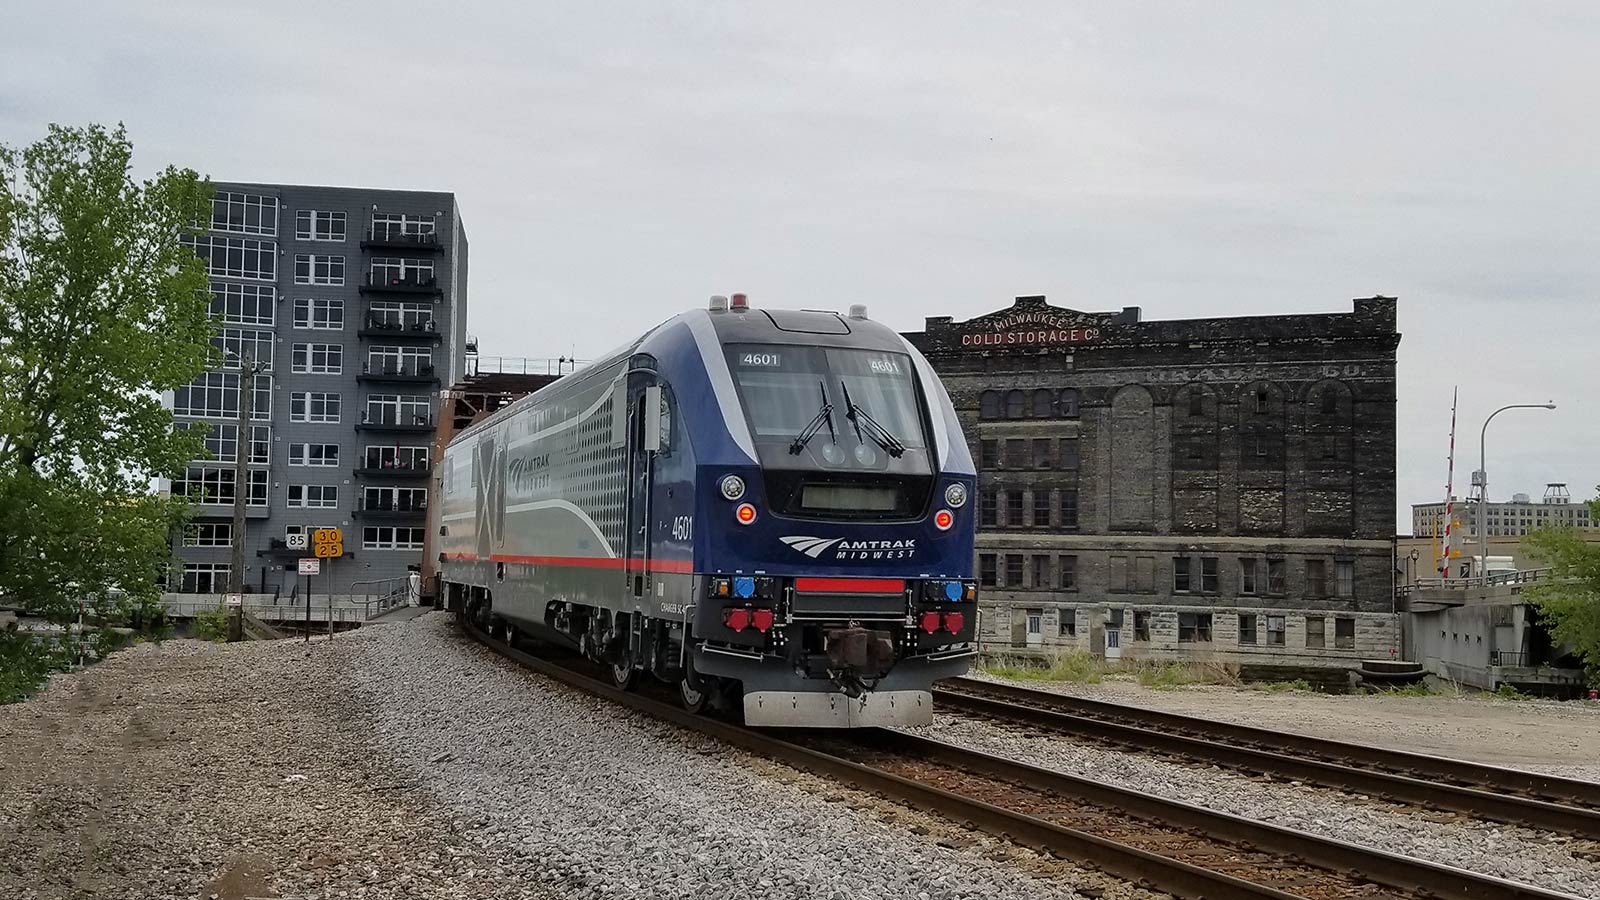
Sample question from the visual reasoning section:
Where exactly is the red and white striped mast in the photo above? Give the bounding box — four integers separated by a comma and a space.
1440, 387, 1459, 576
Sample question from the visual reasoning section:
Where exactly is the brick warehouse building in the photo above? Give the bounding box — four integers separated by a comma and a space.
904, 294, 1401, 668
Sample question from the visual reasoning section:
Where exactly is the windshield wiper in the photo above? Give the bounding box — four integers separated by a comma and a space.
789, 380, 837, 455
840, 380, 906, 458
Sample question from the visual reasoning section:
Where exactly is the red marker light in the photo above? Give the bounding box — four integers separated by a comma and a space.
933, 509, 954, 531
751, 608, 774, 633
919, 611, 942, 633
724, 608, 750, 632
735, 502, 758, 525
943, 612, 965, 634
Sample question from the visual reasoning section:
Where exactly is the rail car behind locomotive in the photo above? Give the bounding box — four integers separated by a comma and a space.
438, 294, 978, 727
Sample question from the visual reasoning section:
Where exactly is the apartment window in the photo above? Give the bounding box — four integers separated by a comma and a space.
1179, 612, 1212, 643
1255, 389, 1270, 413
1266, 615, 1286, 646
1005, 438, 1026, 469
371, 257, 434, 284
371, 212, 436, 239
363, 395, 431, 427
979, 553, 997, 587
208, 283, 275, 326
1335, 617, 1356, 649
1032, 389, 1055, 418
1059, 490, 1079, 529
367, 300, 434, 331
292, 343, 343, 375
183, 235, 276, 281
1005, 492, 1024, 527
1032, 491, 1050, 528
367, 345, 433, 376
293, 298, 345, 330
289, 443, 340, 467
287, 484, 339, 509
1267, 558, 1287, 595
1173, 557, 1192, 593
1030, 554, 1050, 589
182, 522, 233, 548
171, 467, 267, 507
1005, 390, 1025, 418
173, 373, 271, 420
1335, 561, 1354, 598
1238, 613, 1258, 645
1200, 557, 1219, 594
365, 445, 428, 470
180, 562, 232, 594
1000, 554, 1022, 588
294, 253, 345, 285
295, 209, 346, 242
191, 422, 270, 465
210, 191, 276, 235
1306, 615, 1326, 649
362, 486, 428, 512
979, 489, 997, 527
1060, 438, 1080, 470
1059, 615, 1076, 637
1134, 611, 1151, 641
214, 327, 275, 371
290, 391, 341, 423
1059, 555, 1077, 590
979, 392, 1002, 419
1306, 559, 1328, 598
1059, 389, 1080, 418
362, 526, 426, 550
1188, 391, 1204, 417
1032, 438, 1052, 469
978, 439, 997, 469
1240, 559, 1258, 595
1321, 389, 1338, 415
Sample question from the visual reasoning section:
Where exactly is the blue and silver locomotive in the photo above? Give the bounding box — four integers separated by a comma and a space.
438, 294, 977, 726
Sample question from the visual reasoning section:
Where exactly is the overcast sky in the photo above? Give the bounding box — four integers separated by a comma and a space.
5, 2, 1596, 531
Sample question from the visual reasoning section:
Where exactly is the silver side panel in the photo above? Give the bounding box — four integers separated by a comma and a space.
743, 689, 934, 728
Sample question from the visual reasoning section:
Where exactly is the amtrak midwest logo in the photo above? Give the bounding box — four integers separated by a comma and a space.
780, 535, 917, 560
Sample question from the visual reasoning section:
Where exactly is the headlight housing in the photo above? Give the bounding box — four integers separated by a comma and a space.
719, 474, 746, 501
944, 482, 969, 508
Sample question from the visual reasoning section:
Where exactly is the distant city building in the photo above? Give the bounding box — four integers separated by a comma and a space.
1412, 483, 1594, 539
165, 183, 468, 599
905, 294, 1400, 670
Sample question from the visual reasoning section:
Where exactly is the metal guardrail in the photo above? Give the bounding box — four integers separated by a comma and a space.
350, 577, 411, 619
163, 600, 369, 624
1396, 567, 1555, 599
1491, 650, 1530, 667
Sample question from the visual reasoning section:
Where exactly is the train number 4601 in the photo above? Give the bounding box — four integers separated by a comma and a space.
670, 515, 693, 541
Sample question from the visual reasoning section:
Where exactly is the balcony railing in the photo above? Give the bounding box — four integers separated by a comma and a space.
359, 316, 442, 342
356, 460, 431, 478
360, 271, 441, 294
355, 497, 429, 517
1490, 650, 1530, 667
361, 228, 440, 251
358, 361, 438, 383
356, 412, 434, 432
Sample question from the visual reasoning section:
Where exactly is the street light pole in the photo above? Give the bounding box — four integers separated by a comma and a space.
229, 348, 266, 597
1477, 402, 1556, 578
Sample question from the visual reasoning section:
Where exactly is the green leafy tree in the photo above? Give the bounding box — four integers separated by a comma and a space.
0, 123, 213, 625
1525, 486, 1600, 684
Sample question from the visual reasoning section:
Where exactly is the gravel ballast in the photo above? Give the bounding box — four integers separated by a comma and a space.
904, 714, 1600, 897
353, 614, 1158, 900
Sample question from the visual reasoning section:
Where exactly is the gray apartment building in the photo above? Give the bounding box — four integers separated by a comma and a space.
165, 183, 468, 600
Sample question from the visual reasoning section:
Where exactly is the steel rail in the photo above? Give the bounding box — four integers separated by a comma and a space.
459, 619, 1584, 900
941, 677, 1600, 809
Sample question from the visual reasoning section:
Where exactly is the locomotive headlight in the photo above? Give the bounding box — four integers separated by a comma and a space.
944, 483, 969, 508
719, 474, 746, 501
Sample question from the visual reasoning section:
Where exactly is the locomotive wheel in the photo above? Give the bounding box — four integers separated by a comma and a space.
610, 657, 638, 691
679, 675, 710, 714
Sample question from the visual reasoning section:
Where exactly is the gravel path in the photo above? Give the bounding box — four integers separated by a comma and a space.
966, 670, 1600, 779
354, 614, 1162, 900
903, 713, 1600, 897
0, 628, 536, 900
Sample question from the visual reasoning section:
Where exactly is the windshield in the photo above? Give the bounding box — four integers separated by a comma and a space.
727, 345, 927, 454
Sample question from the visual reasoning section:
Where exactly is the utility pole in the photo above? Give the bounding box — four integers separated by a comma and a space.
229, 348, 254, 596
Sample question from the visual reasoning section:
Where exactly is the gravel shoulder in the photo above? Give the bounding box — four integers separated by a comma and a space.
966, 671, 1600, 777
0, 628, 529, 900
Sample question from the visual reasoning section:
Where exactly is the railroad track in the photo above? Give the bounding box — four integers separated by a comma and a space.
935, 678, 1600, 840
460, 619, 1582, 900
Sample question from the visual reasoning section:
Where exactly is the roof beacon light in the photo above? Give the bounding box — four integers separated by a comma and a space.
709, 295, 729, 312
730, 293, 749, 311
848, 304, 869, 319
